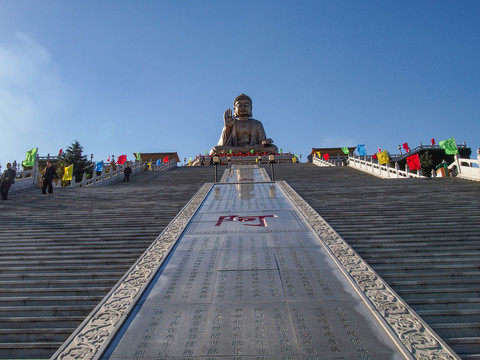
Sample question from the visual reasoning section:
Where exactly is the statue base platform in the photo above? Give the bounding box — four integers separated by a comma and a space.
210, 144, 279, 156
191, 154, 296, 166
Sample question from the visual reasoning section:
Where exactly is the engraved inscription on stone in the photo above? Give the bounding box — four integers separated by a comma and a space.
104, 180, 411, 360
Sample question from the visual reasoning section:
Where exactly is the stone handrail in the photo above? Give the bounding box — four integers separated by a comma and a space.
348, 155, 425, 179
451, 155, 480, 181
312, 157, 336, 167
72, 161, 177, 188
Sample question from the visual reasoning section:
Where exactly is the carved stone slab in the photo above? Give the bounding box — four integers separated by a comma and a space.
53, 166, 460, 360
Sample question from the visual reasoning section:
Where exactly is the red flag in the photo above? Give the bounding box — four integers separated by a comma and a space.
431, 138, 435, 145
403, 143, 410, 152
116, 155, 127, 164
323, 153, 330, 161
406, 153, 421, 171
58, 149, 63, 156
372, 153, 378, 159
107, 156, 110, 162
378, 148, 381, 153
163, 156, 169, 163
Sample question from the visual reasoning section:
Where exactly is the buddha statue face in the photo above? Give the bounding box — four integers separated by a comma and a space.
233, 94, 252, 118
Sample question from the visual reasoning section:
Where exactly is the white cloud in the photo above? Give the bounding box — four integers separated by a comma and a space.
0, 33, 68, 164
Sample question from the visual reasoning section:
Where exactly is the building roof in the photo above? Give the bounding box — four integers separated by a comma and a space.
133, 152, 180, 163
310, 147, 356, 157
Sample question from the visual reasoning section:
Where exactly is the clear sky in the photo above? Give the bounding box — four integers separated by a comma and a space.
1, 1, 479, 167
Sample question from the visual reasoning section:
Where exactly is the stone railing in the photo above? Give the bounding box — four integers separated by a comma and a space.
451, 155, 480, 181
9, 165, 40, 193
312, 157, 336, 167
348, 155, 425, 179
72, 161, 177, 188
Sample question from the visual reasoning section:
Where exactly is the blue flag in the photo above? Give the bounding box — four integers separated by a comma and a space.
356, 144, 367, 156
156, 159, 162, 166
95, 161, 104, 172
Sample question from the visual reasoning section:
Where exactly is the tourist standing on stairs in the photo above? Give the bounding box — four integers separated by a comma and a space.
42, 161, 59, 194
1, 163, 16, 200
123, 164, 132, 182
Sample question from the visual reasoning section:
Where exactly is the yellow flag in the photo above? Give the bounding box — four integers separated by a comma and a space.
316, 151, 321, 158
377, 150, 389, 165
147, 162, 152, 170
63, 164, 73, 180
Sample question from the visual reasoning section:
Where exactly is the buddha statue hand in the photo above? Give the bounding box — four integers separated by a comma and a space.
224, 108, 234, 127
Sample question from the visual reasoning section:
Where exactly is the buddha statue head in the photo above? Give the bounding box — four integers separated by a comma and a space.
233, 93, 252, 118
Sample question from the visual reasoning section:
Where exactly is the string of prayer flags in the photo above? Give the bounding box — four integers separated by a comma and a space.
95, 161, 103, 172
63, 164, 73, 181
116, 155, 127, 165
356, 144, 367, 156
439, 137, 458, 155
341, 147, 349, 155
22, 148, 38, 167
377, 150, 390, 164
406, 153, 421, 171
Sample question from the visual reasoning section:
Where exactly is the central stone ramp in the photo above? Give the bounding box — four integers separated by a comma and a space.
101, 165, 410, 359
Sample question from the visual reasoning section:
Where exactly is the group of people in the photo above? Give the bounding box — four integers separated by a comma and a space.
0, 161, 61, 200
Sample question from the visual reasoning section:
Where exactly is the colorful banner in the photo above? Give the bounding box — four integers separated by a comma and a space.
156, 159, 162, 166
377, 150, 389, 164
431, 138, 435, 146
323, 153, 330, 161
439, 137, 458, 155
356, 144, 367, 156
136, 152, 142, 161
22, 148, 38, 167
147, 162, 152, 170
95, 161, 104, 172
163, 156, 169, 163
63, 164, 73, 181
402, 142, 410, 152
116, 155, 127, 164
341, 147, 349, 155
406, 153, 421, 171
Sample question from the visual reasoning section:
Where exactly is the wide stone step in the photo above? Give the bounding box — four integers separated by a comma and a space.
0, 342, 62, 359
0, 316, 85, 329
0, 295, 105, 307
0, 305, 93, 317
0, 328, 71, 342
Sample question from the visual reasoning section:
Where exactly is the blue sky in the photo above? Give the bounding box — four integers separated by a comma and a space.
1, 1, 479, 167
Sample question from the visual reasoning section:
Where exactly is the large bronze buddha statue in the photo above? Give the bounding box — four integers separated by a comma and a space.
210, 94, 278, 155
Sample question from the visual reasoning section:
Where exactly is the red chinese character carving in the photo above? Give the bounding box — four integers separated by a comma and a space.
214, 215, 277, 227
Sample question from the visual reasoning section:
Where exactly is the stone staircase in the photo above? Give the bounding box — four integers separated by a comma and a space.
0, 166, 216, 359
1, 163, 479, 359
273, 163, 480, 360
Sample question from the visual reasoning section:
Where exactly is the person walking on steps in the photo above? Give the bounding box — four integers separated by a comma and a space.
42, 161, 59, 194
1, 163, 16, 200
123, 163, 132, 182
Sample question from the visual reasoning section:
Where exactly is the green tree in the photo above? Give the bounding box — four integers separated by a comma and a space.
419, 151, 434, 177
58, 140, 93, 183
